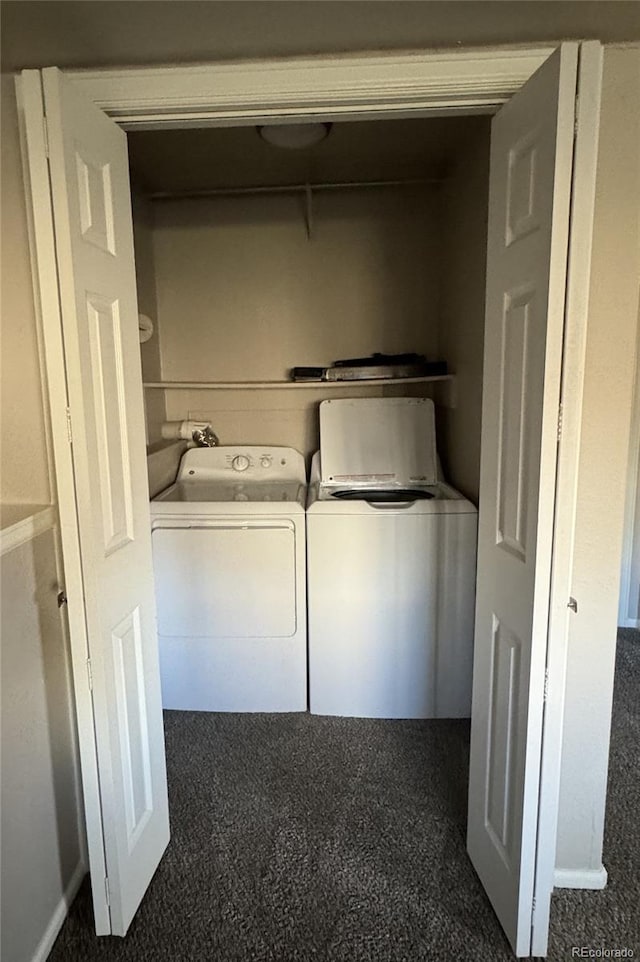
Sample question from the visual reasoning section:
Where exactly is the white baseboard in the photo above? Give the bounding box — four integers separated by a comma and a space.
31, 859, 87, 962
554, 866, 608, 890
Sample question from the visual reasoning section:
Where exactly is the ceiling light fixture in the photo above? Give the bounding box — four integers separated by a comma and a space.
257, 123, 332, 150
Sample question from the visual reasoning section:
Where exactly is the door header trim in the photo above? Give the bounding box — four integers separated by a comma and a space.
64, 47, 555, 129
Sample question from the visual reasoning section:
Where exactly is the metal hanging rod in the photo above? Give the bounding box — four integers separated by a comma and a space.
150, 178, 445, 201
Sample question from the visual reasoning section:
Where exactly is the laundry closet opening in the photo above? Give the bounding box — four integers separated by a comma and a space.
127, 114, 492, 722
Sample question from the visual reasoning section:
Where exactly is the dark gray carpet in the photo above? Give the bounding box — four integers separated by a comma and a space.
548, 628, 640, 959
49, 632, 639, 961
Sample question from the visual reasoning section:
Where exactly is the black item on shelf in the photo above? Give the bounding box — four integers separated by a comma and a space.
290, 366, 327, 381
332, 352, 427, 368
325, 359, 448, 381
290, 356, 448, 382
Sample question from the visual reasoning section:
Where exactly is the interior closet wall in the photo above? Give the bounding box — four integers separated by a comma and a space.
438, 128, 491, 503
132, 191, 165, 446
149, 186, 442, 457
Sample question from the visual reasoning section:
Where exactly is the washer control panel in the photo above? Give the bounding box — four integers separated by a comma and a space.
227, 451, 280, 474
176, 446, 306, 484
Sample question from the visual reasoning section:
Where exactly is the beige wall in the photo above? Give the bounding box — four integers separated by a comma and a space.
555, 45, 640, 877
3, 2, 639, 72
1, 526, 84, 962
438, 129, 491, 502
1, 74, 51, 505
152, 187, 442, 456
132, 191, 166, 445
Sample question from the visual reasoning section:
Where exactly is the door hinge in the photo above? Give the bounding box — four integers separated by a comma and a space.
568, 596, 578, 613
104, 877, 110, 906
543, 668, 549, 703
86, 659, 93, 691
574, 94, 580, 136
42, 116, 50, 158
532, 896, 537, 924
65, 406, 73, 444
557, 403, 563, 442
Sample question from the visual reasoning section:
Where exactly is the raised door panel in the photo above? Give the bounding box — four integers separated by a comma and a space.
86, 293, 134, 555
111, 607, 154, 852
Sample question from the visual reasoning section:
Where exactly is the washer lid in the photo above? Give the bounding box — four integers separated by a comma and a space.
319, 397, 438, 487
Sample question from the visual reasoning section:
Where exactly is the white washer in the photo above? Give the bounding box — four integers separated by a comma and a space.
150, 446, 307, 712
307, 398, 477, 719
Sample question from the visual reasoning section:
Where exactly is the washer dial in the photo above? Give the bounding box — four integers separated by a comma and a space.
232, 454, 250, 472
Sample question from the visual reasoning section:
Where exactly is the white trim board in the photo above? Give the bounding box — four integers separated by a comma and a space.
30, 860, 86, 962
0, 504, 56, 555
66, 47, 553, 128
554, 867, 608, 890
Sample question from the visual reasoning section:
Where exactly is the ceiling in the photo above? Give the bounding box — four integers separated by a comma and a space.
127, 115, 491, 195
2, 1, 639, 72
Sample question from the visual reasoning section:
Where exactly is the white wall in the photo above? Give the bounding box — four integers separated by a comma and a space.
438, 127, 491, 502
1, 523, 85, 962
152, 187, 442, 457
555, 45, 640, 883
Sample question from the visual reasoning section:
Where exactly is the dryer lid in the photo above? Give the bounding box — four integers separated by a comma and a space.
319, 397, 438, 487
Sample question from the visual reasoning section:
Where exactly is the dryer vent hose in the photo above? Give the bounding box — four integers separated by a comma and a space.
161, 420, 219, 446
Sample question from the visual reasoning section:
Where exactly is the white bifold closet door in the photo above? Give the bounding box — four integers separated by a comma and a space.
22, 66, 170, 936
467, 43, 593, 958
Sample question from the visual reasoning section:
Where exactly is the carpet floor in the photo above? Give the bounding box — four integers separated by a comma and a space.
49, 632, 639, 961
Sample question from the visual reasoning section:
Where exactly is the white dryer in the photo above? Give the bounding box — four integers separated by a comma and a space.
150, 446, 307, 712
307, 398, 477, 719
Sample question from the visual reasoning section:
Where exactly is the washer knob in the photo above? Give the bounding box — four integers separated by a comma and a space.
260, 456, 272, 468
232, 454, 250, 472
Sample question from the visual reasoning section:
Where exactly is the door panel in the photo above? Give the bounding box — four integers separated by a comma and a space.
467, 45, 579, 957
87, 294, 135, 552
40, 66, 169, 936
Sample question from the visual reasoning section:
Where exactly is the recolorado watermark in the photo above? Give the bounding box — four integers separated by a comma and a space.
571, 950, 635, 959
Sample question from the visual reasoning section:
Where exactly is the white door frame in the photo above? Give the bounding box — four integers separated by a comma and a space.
64, 47, 555, 128
17, 43, 599, 953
